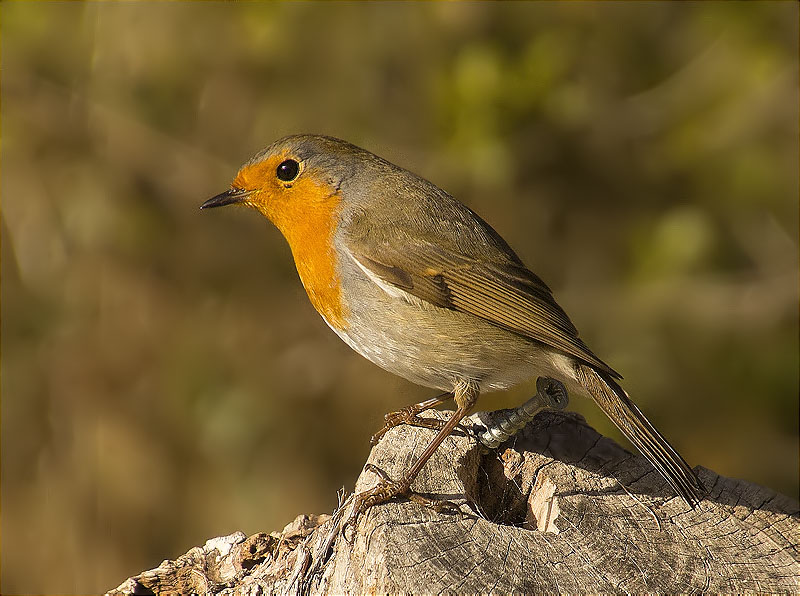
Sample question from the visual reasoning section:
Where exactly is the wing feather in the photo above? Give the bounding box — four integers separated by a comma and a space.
346, 241, 620, 378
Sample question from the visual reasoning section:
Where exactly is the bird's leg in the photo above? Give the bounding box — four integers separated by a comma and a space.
370, 391, 453, 445
475, 376, 569, 449
347, 382, 479, 528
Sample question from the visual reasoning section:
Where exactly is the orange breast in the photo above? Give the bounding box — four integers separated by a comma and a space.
282, 199, 347, 331
236, 163, 348, 331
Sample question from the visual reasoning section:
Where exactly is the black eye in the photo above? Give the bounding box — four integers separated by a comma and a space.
276, 159, 300, 182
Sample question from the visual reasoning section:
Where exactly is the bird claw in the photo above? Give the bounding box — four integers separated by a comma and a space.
370, 410, 446, 445
340, 464, 462, 540
341, 467, 408, 540
406, 492, 463, 515
370, 392, 454, 445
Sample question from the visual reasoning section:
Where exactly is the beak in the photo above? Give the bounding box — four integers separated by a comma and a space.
200, 188, 252, 210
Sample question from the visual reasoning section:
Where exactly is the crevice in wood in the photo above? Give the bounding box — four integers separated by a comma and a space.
107, 410, 800, 595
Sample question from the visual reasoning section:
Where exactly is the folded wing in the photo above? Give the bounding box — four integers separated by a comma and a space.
345, 239, 620, 379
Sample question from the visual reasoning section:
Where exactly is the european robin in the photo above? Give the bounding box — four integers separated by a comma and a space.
201, 134, 705, 512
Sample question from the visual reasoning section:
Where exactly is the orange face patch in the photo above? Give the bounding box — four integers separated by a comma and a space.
233, 153, 347, 331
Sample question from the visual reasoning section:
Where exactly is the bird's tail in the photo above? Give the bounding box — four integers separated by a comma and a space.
575, 363, 705, 507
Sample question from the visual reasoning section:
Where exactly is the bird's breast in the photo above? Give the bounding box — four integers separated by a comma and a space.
264, 190, 348, 332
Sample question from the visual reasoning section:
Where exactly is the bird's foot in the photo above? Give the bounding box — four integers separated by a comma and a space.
370, 408, 446, 445
341, 464, 461, 539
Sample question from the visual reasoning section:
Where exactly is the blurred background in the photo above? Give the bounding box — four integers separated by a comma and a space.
2, 2, 797, 593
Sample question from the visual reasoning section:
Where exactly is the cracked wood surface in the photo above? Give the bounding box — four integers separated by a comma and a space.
108, 410, 799, 595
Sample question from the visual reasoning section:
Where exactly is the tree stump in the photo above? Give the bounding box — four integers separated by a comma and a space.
108, 410, 800, 595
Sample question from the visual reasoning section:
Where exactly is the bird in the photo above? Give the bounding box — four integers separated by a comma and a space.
201, 134, 705, 514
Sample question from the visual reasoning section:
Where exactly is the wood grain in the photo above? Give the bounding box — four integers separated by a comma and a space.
108, 410, 799, 595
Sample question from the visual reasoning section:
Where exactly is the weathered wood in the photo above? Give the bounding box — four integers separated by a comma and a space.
108, 410, 800, 595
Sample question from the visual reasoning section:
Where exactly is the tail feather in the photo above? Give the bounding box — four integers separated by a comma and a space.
575, 363, 705, 507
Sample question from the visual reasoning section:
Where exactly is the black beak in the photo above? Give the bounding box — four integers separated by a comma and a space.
200, 188, 251, 210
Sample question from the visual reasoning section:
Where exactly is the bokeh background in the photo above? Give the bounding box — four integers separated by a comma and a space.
2, 2, 797, 593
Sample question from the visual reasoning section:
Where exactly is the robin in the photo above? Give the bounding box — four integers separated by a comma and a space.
201, 134, 705, 514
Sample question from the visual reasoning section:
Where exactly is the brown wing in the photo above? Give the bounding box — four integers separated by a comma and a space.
347, 242, 620, 379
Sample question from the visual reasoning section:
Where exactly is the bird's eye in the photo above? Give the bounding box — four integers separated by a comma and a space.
276, 159, 300, 182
